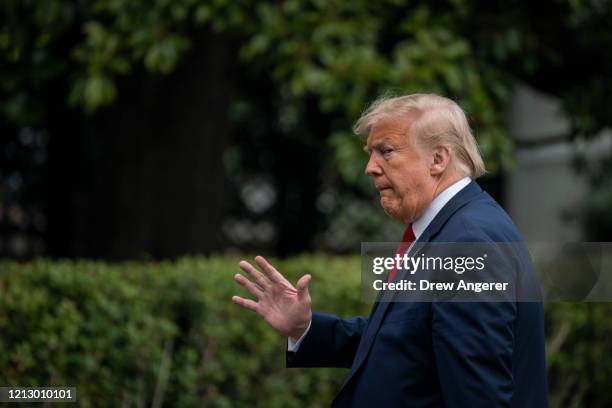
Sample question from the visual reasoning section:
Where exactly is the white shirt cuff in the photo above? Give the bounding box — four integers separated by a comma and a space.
287, 319, 312, 352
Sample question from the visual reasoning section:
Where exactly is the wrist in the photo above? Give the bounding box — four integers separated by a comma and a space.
289, 314, 312, 339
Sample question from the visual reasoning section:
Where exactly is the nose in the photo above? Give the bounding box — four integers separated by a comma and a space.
365, 153, 382, 177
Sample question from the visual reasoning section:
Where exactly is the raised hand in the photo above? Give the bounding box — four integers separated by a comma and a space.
232, 255, 312, 339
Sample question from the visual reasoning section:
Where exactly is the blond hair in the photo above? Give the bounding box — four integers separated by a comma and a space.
353, 93, 485, 178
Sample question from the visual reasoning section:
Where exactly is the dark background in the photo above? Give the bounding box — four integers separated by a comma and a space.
2, 0, 611, 260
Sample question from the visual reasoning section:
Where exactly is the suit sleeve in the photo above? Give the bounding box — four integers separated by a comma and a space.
286, 312, 368, 368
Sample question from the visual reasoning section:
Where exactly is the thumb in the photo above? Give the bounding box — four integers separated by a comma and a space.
296, 274, 312, 301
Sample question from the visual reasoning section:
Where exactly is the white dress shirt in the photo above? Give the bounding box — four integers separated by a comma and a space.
288, 176, 473, 351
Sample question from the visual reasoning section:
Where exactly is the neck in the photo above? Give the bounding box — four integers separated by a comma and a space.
432, 170, 464, 199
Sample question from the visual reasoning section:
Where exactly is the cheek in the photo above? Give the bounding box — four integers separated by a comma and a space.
400, 170, 428, 193
394, 176, 417, 197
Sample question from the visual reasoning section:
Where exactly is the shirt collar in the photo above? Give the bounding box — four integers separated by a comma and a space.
412, 176, 472, 240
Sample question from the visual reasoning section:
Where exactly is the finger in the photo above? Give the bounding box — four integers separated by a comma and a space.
232, 296, 259, 313
297, 274, 312, 301
234, 273, 263, 299
239, 260, 270, 289
255, 256, 291, 285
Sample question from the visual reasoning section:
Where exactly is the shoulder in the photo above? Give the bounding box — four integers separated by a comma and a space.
437, 190, 523, 243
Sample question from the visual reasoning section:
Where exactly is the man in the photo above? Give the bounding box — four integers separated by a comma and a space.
232, 93, 548, 407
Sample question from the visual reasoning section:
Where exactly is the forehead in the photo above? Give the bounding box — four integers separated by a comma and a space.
366, 118, 412, 146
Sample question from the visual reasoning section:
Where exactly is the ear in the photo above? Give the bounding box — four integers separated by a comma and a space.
430, 145, 451, 176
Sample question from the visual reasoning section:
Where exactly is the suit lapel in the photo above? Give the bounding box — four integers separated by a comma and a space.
336, 181, 483, 393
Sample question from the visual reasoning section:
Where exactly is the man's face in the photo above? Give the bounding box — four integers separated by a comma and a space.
364, 118, 435, 224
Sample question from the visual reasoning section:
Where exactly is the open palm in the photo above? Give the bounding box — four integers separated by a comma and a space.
232, 256, 312, 339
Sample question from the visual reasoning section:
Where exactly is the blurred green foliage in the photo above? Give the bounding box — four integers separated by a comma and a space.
546, 303, 612, 407
3, 0, 612, 253
1, 0, 522, 173
4, 0, 610, 170
0, 257, 611, 406
0, 256, 366, 407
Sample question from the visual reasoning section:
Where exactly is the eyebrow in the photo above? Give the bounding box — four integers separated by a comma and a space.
363, 141, 394, 154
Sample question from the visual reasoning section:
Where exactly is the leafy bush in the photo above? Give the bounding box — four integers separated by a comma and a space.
0, 257, 610, 406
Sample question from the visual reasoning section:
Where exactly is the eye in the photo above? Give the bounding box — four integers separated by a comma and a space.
381, 147, 394, 157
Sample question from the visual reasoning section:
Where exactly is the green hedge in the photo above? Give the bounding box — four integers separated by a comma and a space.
0, 257, 610, 406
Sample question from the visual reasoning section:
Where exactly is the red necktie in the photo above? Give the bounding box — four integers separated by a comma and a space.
387, 223, 416, 283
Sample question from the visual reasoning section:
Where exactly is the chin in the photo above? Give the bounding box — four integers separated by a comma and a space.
380, 203, 402, 223
381, 205, 413, 225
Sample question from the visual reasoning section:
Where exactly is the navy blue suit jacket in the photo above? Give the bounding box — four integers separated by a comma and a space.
287, 181, 548, 407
